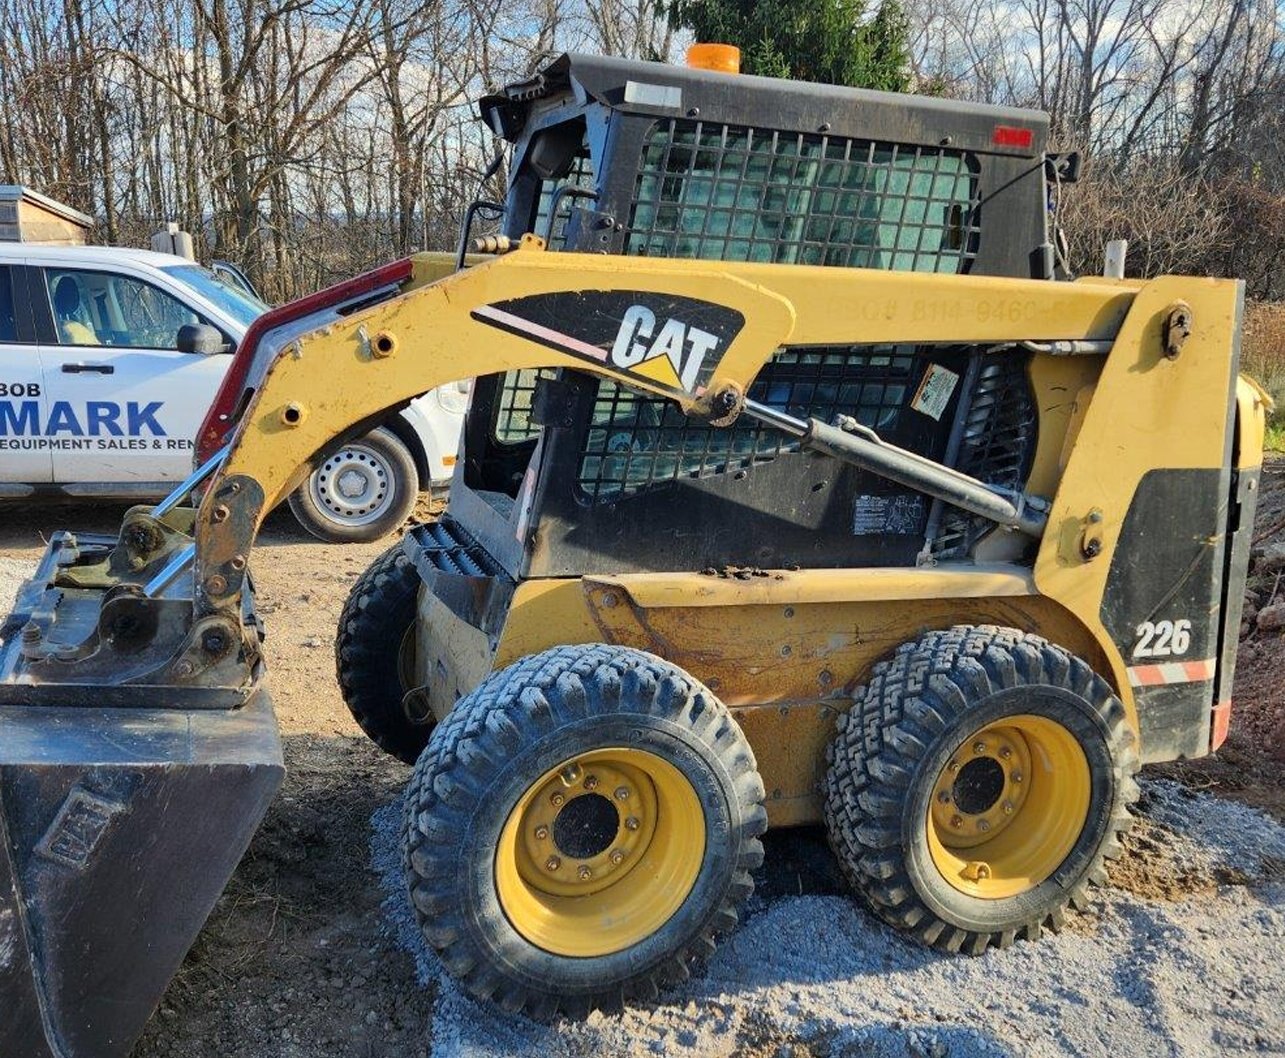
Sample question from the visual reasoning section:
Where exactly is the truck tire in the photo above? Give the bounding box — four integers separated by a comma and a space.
289, 426, 418, 543
403, 644, 767, 1017
824, 625, 1138, 955
336, 542, 432, 764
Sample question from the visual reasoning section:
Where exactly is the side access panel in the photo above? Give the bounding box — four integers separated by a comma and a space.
0, 692, 282, 1058
1099, 469, 1231, 760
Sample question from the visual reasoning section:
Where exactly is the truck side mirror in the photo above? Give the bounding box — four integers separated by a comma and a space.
177, 323, 231, 355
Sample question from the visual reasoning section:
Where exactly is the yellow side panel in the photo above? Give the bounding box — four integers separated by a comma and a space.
1026, 354, 1101, 496
492, 580, 603, 669
1032, 277, 1245, 704
734, 702, 842, 827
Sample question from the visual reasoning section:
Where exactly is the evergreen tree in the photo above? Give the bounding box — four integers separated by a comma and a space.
664, 0, 911, 91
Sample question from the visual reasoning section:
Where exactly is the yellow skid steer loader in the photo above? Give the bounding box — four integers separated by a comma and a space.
0, 52, 1265, 1050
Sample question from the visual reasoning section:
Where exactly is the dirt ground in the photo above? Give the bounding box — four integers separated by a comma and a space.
1, 464, 1284, 1057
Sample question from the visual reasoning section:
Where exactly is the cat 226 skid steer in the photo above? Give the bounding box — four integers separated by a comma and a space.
0, 49, 1266, 1051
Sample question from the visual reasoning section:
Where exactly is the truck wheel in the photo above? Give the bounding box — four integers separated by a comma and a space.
403, 645, 766, 1016
336, 542, 431, 764
824, 625, 1138, 955
289, 426, 418, 543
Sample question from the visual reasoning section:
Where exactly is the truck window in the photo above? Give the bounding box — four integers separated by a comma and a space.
43, 268, 214, 349
0, 266, 17, 342
624, 119, 979, 273
162, 264, 267, 327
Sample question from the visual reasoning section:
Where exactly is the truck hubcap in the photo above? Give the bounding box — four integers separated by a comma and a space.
309, 444, 394, 526
926, 714, 1090, 899
495, 748, 704, 956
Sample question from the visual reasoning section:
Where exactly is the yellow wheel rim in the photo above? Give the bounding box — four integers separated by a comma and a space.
926, 714, 1090, 900
495, 747, 705, 957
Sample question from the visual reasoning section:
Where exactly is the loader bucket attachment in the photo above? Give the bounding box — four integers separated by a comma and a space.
0, 691, 282, 1058
0, 493, 283, 1057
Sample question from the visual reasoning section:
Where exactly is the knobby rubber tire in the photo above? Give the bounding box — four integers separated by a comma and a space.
402, 644, 767, 1017
336, 541, 431, 764
289, 426, 418, 543
823, 624, 1139, 955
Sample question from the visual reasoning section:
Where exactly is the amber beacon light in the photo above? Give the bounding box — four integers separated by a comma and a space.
686, 43, 741, 73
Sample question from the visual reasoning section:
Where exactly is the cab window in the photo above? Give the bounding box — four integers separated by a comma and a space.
624, 119, 980, 273
514, 119, 595, 250
43, 268, 215, 349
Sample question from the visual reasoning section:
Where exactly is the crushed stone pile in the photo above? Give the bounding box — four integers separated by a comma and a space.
373, 780, 1285, 1058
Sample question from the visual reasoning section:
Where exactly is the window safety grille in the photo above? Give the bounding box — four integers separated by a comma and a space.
625, 119, 980, 273
493, 368, 559, 443
578, 347, 920, 502
535, 150, 596, 250
931, 356, 1037, 557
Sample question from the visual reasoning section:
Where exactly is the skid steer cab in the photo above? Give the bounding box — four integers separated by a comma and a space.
0, 50, 1265, 1051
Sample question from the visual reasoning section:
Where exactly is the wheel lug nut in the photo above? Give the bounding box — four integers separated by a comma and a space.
610, 849, 626, 865
583, 775, 599, 791
948, 760, 960, 773
534, 825, 549, 840
560, 763, 581, 785
614, 786, 630, 801
973, 741, 986, 754
950, 815, 963, 829
624, 815, 640, 831
1002, 801, 1014, 814
577, 865, 592, 881
550, 792, 565, 807
1012, 772, 1023, 784
545, 856, 561, 872
999, 747, 1012, 760
937, 791, 951, 804
977, 820, 991, 833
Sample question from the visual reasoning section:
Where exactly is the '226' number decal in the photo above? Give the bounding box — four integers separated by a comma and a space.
1132, 619, 1192, 659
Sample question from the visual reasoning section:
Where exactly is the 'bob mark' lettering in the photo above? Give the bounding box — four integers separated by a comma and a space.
0, 400, 167, 437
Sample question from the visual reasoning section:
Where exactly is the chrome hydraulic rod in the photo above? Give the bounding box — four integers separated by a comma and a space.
740, 399, 1048, 538
144, 543, 196, 598
153, 444, 230, 518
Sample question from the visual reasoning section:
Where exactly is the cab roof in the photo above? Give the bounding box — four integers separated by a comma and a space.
479, 53, 1049, 159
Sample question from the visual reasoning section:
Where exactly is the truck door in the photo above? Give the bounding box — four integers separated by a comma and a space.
33, 266, 232, 486
0, 264, 53, 484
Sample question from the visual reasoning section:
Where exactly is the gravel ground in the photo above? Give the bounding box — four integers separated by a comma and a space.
0, 557, 27, 609
374, 780, 1285, 1058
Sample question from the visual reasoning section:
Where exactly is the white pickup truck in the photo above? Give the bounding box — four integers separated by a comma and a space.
0, 244, 466, 541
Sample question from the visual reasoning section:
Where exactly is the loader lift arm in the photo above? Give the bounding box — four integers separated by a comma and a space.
190, 239, 1131, 625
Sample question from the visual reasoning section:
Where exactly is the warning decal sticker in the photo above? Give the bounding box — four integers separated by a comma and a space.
853, 494, 926, 536
910, 364, 960, 421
